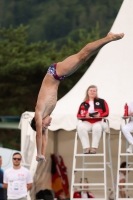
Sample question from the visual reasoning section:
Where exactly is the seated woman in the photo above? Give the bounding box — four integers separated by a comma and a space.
73, 178, 94, 198
77, 85, 109, 154
122, 101, 133, 153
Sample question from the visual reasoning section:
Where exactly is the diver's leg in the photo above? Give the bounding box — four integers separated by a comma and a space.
56, 32, 124, 77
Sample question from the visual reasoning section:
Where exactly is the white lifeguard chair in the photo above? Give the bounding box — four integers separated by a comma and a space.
116, 117, 133, 200
71, 118, 114, 200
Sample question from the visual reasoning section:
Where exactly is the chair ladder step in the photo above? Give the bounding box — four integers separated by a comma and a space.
74, 168, 104, 171
120, 153, 133, 156
71, 198, 107, 200
84, 162, 110, 165
73, 183, 105, 186
118, 183, 133, 186
75, 153, 104, 156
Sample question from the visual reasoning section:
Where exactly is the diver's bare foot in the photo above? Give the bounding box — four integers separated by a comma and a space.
107, 32, 124, 41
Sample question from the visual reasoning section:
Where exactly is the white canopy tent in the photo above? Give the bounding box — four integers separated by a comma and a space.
19, 0, 133, 198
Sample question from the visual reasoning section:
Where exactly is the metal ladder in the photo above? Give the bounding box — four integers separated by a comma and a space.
71, 119, 114, 200
116, 117, 133, 200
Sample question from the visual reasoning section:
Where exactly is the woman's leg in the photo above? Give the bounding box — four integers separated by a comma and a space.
77, 121, 92, 151
122, 122, 133, 145
91, 121, 108, 151
56, 32, 124, 77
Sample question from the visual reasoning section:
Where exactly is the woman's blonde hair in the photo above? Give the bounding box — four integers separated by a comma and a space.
84, 85, 98, 101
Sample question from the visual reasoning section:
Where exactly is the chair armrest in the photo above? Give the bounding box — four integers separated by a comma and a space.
101, 118, 110, 133
120, 116, 132, 131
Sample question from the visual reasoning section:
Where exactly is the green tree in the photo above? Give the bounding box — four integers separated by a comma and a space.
0, 0, 123, 43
